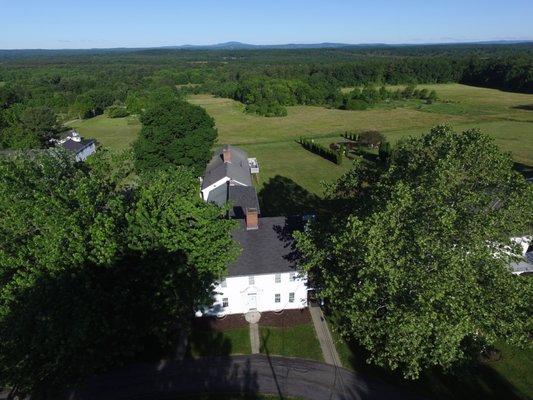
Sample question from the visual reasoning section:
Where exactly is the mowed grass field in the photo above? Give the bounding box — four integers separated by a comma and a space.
188, 84, 533, 193
69, 114, 141, 151
67, 84, 532, 194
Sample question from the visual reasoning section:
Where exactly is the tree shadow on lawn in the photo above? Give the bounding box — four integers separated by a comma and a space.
258, 175, 326, 217
511, 104, 533, 111
340, 339, 525, 400
513, 161, 533, 180
70, 320, 261, 399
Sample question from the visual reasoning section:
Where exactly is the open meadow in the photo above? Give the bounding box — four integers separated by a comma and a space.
69, 84, 532, 195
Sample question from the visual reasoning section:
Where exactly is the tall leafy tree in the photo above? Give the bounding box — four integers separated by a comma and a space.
133, 98, 217, 175
0, 152, 237, 396
296, 125, 533, 379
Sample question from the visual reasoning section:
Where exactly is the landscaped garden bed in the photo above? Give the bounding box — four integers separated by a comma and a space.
258, 308, 312, 327
193, 314, 249, 331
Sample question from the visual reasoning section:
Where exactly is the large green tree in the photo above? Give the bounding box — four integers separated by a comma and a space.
296, 125, 533, 379
133, 98, 217, 175
0, 106, 60, 149
0, 151, 237, 396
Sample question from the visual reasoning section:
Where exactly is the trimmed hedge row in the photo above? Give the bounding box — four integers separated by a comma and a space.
297, 137, 342, 165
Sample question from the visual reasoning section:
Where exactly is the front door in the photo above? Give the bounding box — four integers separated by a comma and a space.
248, 293, 257, 310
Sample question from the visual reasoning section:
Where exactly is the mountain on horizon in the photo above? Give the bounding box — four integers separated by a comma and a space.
0, 40, 532, 54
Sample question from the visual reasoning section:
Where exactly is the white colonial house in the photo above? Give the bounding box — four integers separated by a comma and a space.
198, 145, 309, 316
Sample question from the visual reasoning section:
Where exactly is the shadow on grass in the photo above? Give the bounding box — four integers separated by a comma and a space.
257, 175, 325, 217
339, 338, 526, 400
186, 324, 233, 357
513, 161, 533, 180
512, 104, 533, 111
70, 320, 261, 399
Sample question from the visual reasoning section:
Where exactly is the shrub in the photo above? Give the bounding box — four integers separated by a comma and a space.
105, 104, 129, 118
379, 139, 392, 162
342, 131, 359, 142
245, 101, 287, 117
298, 138, 342, 165
358, 130, 384, 147
345, 98, 370, 110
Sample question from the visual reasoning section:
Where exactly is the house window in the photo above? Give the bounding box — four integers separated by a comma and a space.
220, 279, 227, 288
275, 273, 281, 283
289, 272, 296, 281
222, 298, 229, 308
249, 276, 255, 285
275, 294, 281, 303
289, 292, 295, 303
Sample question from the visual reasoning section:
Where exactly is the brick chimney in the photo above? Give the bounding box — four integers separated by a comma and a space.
222, 147, 231, 163
245, 208, 259, 230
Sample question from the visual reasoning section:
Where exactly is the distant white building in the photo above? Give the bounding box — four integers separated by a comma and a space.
198, 145, 308, 316
509, 236, 533, 275
58, 130, 96, 162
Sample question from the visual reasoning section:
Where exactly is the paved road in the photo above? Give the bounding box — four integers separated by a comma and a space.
68, 355, 425, 400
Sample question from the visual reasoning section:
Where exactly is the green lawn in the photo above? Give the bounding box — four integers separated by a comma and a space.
187, 84, 533, 194
69, 114, 141, 151
66, 84, 532, 195
259, 323, 323, 362
188, 326, 251, 357
330, 325, 532, 400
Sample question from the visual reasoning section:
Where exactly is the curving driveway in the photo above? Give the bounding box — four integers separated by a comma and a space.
69, 355, 425, 400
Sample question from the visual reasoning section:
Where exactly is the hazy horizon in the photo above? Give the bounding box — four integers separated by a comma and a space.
1, 0, 532, 50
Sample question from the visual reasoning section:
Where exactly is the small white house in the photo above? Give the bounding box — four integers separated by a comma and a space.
509, 236, 533, 275
199, 145, 308, 316
58, 130, 96, 162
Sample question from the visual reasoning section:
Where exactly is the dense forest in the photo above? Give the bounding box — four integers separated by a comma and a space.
0, 43, 532, 144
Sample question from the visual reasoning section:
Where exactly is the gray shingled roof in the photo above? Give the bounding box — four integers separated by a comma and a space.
228, 186, 260, 218
510, 251, 533, 274
207, 184, 228, 207
61, 138, 94, 153
206, 184, 260, 218
202, 145, 252, 189
227, 216, 304, 277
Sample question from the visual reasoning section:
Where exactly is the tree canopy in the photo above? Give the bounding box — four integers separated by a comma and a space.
133, 98, 217, 175
0, 151, 237, 396
296, 125, 533, 379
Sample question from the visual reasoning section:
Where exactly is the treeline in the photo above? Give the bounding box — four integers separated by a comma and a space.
207, 76, 438, 116
340, 84, 437, 110
206, 76, 339, 117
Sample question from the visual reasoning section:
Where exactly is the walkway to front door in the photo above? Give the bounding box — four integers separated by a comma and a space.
245, 310, 261, 354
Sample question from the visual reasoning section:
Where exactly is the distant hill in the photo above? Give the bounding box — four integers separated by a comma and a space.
0, 40, 531, 59
165, 41, 362, 50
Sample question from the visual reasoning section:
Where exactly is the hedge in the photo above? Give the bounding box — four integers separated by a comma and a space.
297, 138, 342, 165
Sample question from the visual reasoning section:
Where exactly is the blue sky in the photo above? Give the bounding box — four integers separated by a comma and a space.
1, 0, 532, 49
